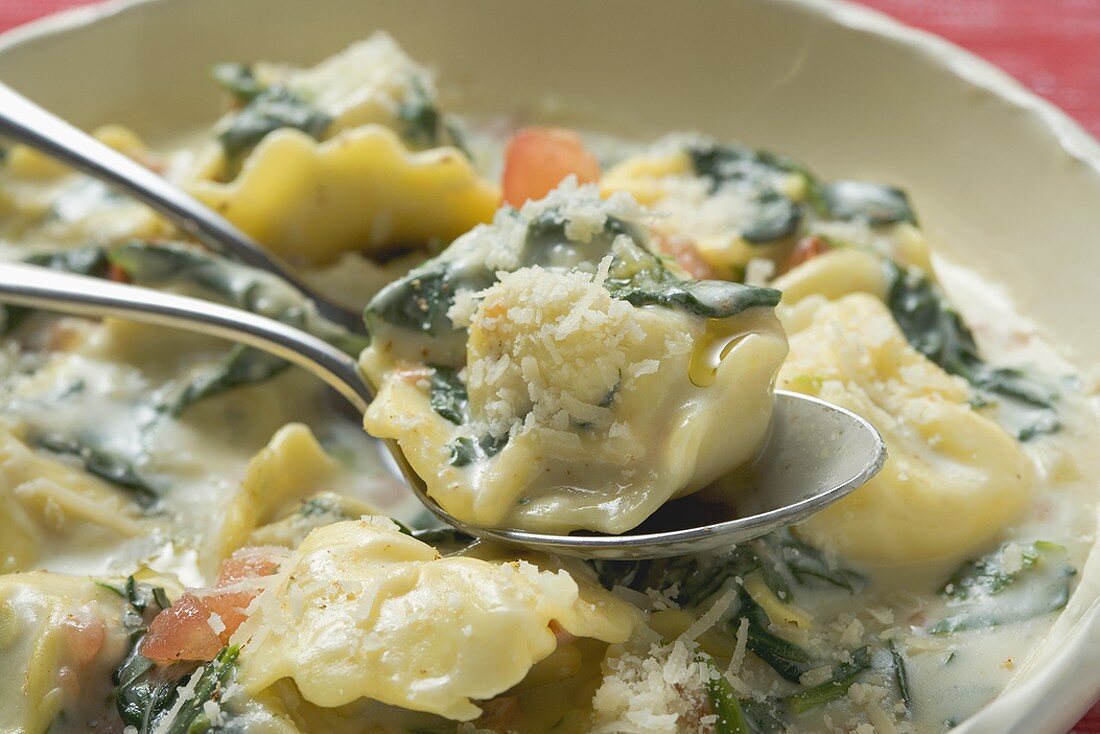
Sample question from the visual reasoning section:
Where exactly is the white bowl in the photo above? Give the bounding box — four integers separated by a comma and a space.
1, 1, 1097, 731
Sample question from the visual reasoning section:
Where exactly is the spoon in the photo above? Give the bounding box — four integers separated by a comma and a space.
0, 262, 886, 559
0, 81, 365, 335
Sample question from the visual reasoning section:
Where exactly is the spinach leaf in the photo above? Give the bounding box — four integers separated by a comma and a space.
890, 640, 912, 716
931, 541, 1076, 634
590, 545, 760, 607
397, 78, 442, 148
158, 646, 240, 734
395, 78, 470, 157
211, 62, 264, 104
605, 267, 781, 318
429, 365, 468, 425
886, 263, 1060, 440
755, 529, 865, 597
366, 262, 495, 337
687, 143, 804, 244
112, 574, 239, 734
110, 242, 368, 414
786, 646, 872, 714
410, 526, 477, 554
168, 345, 287, 415
448, 433, 508, 467
218, 85, 331, 171
1, 246, 110, 334
741, 699, 787, 734
821, 180, 917, 226
734, 585, 815, 683
707, 668, 752, 734
32, 432, 159, 506
592, 530, 856, 608
112, 577, 180, 732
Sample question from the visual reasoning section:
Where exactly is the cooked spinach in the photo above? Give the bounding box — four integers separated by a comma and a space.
112, 577, 181, 732
605, 267, 781, 319
733, 585, 815, 683
109, 242, 368, 414
821, 180, 917, 226
931, 541, 1076, 634
397, 78, 442, 148
592, 530, 857, 609
410, 526, 477, 554
168, 345, 287, 415
741, 699, 787, 734
218, 85, 330, 170
448, 432, 508, 467
211, 62, 264, 104
366, 262, 494, 337
886, 263, 1060, 440
707, 668, 752, 734
158, 646, 240, 734
113, 575, 239, 734
890, 640, 912, 716
32, 432, 159, 506
754, 529, 865, 597
786, 646, 872, 714
0, 246, 110, 334
687, 143, 804, 244
429, 365, 468, 424
521, 210, 646, 268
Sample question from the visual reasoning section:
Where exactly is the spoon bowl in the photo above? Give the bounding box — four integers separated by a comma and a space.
0, 262, 886, 559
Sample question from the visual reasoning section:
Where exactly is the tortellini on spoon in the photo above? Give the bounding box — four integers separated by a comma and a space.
360, 182, 789, 534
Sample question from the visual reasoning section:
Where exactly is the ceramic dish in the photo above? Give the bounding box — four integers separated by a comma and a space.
0, 1, 1097, 732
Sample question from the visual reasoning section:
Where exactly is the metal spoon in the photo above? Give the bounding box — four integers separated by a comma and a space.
0, 81, 365, 335
0, 262, 886, 559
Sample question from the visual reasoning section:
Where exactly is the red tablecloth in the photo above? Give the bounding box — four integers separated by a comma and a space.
1, 0, 1098, 731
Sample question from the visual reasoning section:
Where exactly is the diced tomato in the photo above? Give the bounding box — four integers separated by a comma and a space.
141, 546, 285, 663
106, 263, 131, 284
141, 593, 224, 663
501, 127, 600, 208
654, 234, 719, 280
785, 235, 831, 271
215, 545, 285, 587
61, 615, 106, 666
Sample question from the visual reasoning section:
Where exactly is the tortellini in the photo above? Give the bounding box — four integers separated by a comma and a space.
779, 294, 1033, 564
241, 32, 456, 144
0, 573, 130, 734
194, 33, 498, 267
0, 422, 154, 573
232, 517, 636, 720
771, 247, 890, 304
215, 423, 340, 563
361, 183, 788, 533
192, 127, 499, 266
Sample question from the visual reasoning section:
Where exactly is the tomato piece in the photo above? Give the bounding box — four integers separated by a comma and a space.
501, 127, 600, 208
654, 234, 719, 280
215, 545, 285, 587
106, 263, 131, 284
141, 546, 285, 663
141, 593, 223, 663
785, 235, 831, 271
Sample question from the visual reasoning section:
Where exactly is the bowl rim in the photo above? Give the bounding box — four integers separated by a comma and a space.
1, 0, 1098, 731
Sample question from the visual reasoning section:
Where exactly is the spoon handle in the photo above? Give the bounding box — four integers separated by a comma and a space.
0, 82, 364, 334
0, 262, 373, 414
